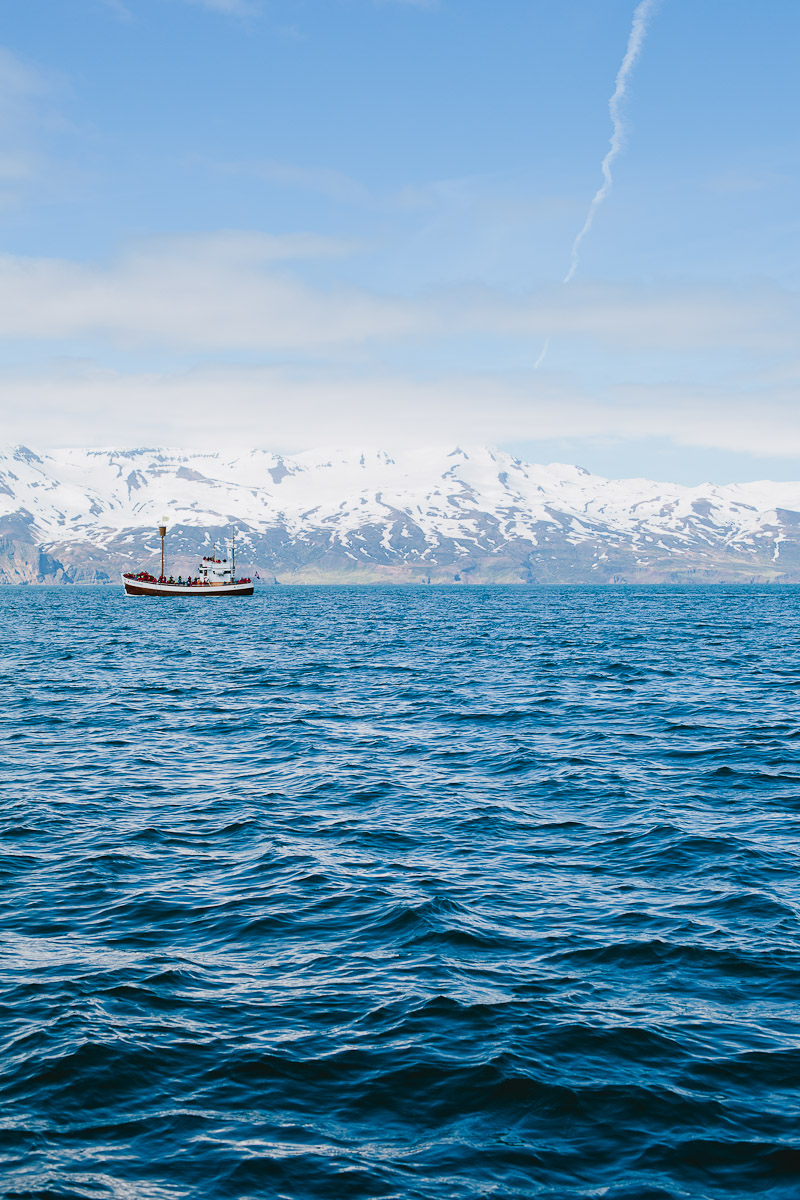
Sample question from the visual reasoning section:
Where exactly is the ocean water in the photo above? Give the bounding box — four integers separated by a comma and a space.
2, 585, 800, 1200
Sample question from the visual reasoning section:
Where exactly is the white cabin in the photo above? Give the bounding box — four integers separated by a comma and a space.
196, 555, 232, 584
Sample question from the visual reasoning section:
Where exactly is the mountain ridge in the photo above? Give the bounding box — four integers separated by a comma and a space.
1, 443, 799, 585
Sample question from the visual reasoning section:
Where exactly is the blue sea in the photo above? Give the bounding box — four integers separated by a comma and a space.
2, 586, 800, 1200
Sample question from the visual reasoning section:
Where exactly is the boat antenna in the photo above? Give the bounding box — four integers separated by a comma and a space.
232, 525, 236, 581
158, 517, 168, 578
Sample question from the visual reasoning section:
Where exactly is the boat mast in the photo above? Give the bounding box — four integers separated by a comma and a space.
158, 518, 167, 578
232, 526, 236, 581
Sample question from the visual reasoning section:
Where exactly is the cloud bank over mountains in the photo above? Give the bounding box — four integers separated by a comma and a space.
2, 355, 797, 464
0, 229, 795, 463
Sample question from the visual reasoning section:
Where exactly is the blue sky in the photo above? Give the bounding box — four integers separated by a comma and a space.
1, 0, 799, 481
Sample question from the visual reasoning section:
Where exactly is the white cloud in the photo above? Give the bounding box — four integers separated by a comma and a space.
373, 0, 437, 8
0, 152, 37, 184
98, 0, 134, 20
0, 232, 417, 351
202, 157, 371, 205
0, 47, 53, 202
0, 47, 46, 111
181, 0, 260, 15
0, 231, 795, 357
705, 169, 786, 195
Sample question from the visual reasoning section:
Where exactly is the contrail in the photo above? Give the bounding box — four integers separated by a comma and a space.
533, 337, 550, 370
535, 0, 658, 367
564, 0, 658, 284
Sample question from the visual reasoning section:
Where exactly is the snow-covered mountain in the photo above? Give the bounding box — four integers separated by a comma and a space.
1, 443, 800, 584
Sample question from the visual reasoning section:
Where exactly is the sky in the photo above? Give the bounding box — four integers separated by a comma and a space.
0, 0, 798, 482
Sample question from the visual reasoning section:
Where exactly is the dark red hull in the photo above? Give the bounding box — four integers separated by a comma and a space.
123, 578, 254, 597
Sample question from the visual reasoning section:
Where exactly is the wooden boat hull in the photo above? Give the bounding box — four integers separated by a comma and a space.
123, 577, 254, 597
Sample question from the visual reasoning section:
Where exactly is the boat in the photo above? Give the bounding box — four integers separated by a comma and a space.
122, 521, 254, 597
